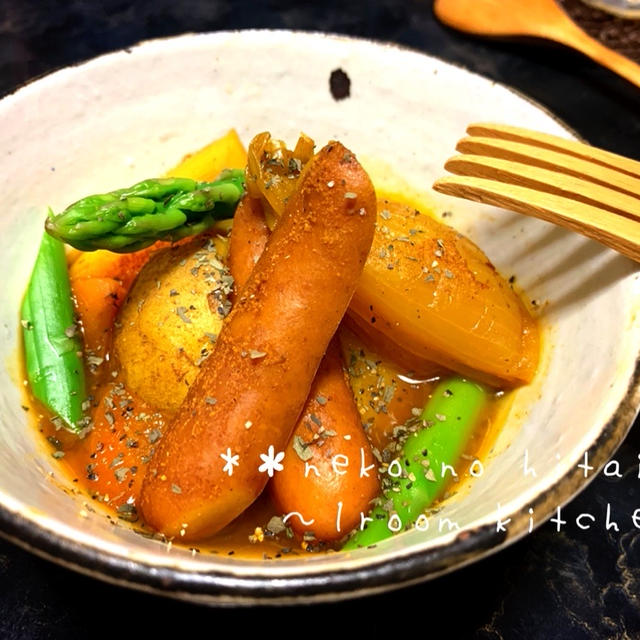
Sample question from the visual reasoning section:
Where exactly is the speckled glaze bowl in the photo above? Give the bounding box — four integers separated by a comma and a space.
1, 31, 639, 605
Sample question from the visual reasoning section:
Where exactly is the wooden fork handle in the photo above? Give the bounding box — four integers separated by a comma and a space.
433, 175, 640, 263
466, 123, 640, 179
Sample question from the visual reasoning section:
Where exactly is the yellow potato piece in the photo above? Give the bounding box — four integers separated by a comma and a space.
166, 129, 247, 181
113, 235, 231, 414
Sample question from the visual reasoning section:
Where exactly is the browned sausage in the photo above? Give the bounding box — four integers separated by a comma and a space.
226, 195, 269, 296
228, 195, 379, 541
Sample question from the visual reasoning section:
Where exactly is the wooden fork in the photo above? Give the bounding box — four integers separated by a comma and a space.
432, 123, 640, 262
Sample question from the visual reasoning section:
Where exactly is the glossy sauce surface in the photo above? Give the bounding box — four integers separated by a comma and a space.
28, 319, 511, 559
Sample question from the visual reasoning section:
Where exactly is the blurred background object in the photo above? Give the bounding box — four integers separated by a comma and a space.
563, 0, 640, 61
582, 0, 640, 19
433, 0, 640, 87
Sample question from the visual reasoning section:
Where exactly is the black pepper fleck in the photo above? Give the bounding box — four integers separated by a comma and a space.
329, 68, 350, 101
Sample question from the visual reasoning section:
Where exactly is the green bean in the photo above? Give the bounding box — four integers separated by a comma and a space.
44, 170, 245, 252
21, 233, 87, 434
342, 376, 488, 549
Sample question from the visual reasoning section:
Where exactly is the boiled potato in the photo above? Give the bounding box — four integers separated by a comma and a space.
113, 234, 232, 414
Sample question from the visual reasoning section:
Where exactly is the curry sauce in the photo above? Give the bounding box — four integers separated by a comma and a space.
20, 130, 537, 558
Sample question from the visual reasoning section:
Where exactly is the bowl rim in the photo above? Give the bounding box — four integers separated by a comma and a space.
2, 28, 640, 605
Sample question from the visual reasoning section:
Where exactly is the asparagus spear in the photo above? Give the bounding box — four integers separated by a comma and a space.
21, 232, 87, 434
45, 169, 245, 252
342, 376, 488, 549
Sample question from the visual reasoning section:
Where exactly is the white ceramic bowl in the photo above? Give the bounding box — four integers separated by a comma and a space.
1, 31, 639, 605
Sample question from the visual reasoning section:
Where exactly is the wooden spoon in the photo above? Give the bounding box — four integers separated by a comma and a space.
433, 0, 640, 88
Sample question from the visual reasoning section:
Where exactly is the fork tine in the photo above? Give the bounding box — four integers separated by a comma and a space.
432, 174, 640, 263
456, 136, 640, 201
466, 123, 640, 180
444, 154, 640, 222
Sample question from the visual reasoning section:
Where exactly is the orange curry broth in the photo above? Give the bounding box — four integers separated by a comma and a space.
23, 210, 523, 560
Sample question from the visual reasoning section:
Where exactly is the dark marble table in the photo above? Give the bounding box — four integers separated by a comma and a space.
1, 1, 639, 638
